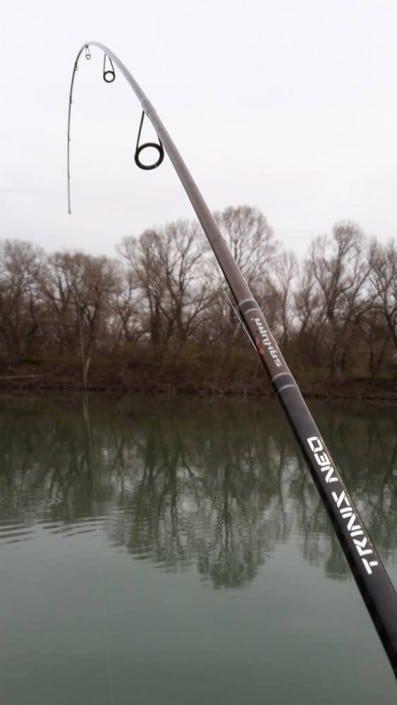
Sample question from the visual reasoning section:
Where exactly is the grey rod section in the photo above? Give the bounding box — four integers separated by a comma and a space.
68, 41, 252, 305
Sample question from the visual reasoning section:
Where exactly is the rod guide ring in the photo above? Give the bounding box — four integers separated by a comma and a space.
134, 142, 164, 170
103, 70, 115, 83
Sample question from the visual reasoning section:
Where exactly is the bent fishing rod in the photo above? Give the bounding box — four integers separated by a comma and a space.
67, 41, 397, 675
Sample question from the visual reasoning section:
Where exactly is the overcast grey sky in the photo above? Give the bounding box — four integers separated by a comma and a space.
1, 0, 396, 256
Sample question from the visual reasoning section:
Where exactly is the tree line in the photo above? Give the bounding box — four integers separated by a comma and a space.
0, 205, 396, 387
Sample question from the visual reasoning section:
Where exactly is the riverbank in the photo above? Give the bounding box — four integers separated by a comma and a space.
1, 352, 396, 402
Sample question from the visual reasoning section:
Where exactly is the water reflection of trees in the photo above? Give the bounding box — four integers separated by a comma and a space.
0, 395, 396, 586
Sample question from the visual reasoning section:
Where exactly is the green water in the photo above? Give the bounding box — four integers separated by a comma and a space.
0, 393, 396, 704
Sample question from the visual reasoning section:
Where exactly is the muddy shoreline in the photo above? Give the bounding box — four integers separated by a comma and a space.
1, 366, 396, 404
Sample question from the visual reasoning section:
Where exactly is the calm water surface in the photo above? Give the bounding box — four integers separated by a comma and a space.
0, 393, 396, 704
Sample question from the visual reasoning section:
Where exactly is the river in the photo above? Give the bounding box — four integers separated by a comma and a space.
0, 393, 396, 703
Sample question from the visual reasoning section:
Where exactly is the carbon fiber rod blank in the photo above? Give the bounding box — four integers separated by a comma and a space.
67, 41, 397, 676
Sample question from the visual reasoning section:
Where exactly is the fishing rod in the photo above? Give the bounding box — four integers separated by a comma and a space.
67, 41, 397, 675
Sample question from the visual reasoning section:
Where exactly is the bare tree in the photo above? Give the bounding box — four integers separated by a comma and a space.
209, 205, 280, 342
0, 240, 45, 360
41, 252, 76, 353
213, 205, 278, 288
294, 258, 326, 365
269, 250, 298, 348
356, 306, 390, 376
43, 252, 118, 379
108, 266, 141, 344
369, 238, 397, 359
120, 220, 212, 351
119, 230, 166, 350
307, 222, 370, 380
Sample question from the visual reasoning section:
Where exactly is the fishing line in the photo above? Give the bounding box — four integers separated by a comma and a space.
67, 49, 240, 347
67, 49, 163, 215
